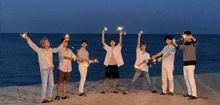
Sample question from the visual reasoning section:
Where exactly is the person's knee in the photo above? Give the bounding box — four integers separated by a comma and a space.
58, 81, 62, 85
64, 81, 68, 85
104, 78, 109, 81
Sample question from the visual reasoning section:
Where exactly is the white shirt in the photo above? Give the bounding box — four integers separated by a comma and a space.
161, 45, 176, 70
77, 48, 89, 65
58, 48, 77, 72
27, 39, 63, 70
104, 44, 124, 67
134, 48, 150, 71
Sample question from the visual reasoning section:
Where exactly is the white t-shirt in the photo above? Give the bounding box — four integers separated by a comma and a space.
103, 44, 124, 67
58, 48, 77, 72
161, 45, 176, 70
134, 48, 150, 71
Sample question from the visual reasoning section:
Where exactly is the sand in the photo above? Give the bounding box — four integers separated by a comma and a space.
0, 73, 220, 105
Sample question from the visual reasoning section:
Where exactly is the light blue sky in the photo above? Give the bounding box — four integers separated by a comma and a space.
1, 0, 220, 34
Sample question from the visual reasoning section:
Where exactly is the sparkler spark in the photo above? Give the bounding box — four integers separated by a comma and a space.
140, 31, 143, 34
20, 32, 27, 39
65, 34, 70, 39
72, 46, 74, 49
182, 35, 186, 38
104, 27, 108, 31
116, 26, 124, 31
124, 33, 126, 35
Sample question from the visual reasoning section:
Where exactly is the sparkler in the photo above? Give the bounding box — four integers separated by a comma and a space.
116, 26, 124, 31
65, 34, 70, 40
20, 32, 27, 39
124, 33, 126, 35
72, 46, 74, 49
140, 31, 143, 34
104, 27, 108, 31
153, 59, 157, 64
84, 59, 99, 67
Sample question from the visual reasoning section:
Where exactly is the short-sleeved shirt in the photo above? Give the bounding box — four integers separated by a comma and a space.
77, 48, 89, 65
104, 45, 124, 67
134, 48, 150, 71
58, 48, 77, 72
161, 45, 176, 70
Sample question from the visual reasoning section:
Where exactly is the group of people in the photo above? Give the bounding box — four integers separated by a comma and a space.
22, 30, 198, 103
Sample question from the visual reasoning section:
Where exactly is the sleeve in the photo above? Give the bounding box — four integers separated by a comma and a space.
176, 44, 185, 50
27, 39, 41, 53
169, 47, 176, 56
161, 47, 165, 53
116, 44, 122, 51
193, 40, 198, 47
103, 45, 110, 51
136, 47, 141, 53
52, 44, 63, 53
70, 50, 77, 61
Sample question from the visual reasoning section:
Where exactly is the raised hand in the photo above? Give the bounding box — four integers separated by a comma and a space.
119, 31, 123, 36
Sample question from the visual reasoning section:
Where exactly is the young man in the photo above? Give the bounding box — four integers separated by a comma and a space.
100, 30, 124, 94
23, 34, 68, 103
122, 32, 157, 95
77, 39, 96, 96
152, 36, 176, 95
55, 38, 85, 100
172, 31, 198, 100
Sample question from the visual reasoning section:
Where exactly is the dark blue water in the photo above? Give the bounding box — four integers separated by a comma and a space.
0, 33, 219, 87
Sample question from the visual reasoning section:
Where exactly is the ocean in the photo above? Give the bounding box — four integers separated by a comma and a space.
0, 33, 219, 87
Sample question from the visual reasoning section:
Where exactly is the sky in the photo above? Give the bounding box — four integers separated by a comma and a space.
1, 0, 220, 34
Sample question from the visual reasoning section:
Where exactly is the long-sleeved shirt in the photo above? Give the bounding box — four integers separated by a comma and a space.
27, 39, 63, 70
176, 41, 198, 66
58, 48, 76, 72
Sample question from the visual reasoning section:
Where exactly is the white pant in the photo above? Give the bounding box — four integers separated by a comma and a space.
184, 65, 197, 96
78, 63, 88, 93
162, 68, 174, 93
40, 68, 54, 98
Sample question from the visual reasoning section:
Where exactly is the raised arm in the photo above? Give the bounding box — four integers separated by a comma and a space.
26, 36, 41, 53
52, 38, 69, 53
102, 30, 107, 47
191, 35, 198, 47
119, 31, 123, 46
136, 33, 141, 49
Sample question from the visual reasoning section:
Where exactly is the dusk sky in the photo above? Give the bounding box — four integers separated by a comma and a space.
1, 0, 220, 34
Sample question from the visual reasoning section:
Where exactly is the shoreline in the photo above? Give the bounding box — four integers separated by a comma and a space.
0, 72, 220, 105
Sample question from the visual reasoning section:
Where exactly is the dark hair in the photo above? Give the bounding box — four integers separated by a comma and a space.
110, 39, 115, 42
81, 39, 88, 44
164, 36, 173, 41
183, 31, 192, 36
61, 38, 68, 43
140, 43, 147, 47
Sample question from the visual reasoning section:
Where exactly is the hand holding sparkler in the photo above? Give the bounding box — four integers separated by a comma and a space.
65, 34, 70, 41
20, 32, 29, 40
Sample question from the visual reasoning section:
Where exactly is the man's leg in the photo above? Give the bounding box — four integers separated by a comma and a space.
113, 78, 117, 91
188, 66, 197, 97
40, 69, 49, 100
167, 69, 174, 93
184, 66, 192, 96
47, 68, 54, 101
127, 69, 142, 92
103, 78, 109, 91
162, 69, 168, 93
63, 80, 68, 97
79, 64, 88, 93
143, 71, 154, 91
57, 81, 62, 97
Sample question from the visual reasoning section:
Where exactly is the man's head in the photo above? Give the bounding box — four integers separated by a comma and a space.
182, 31, 192, 41
140, 43, 147, 50
165, 36, 173, 45
81, 39, 88, 48
40, 38, 50, 48
61, 38, 68, 48
110, 39, 116, 46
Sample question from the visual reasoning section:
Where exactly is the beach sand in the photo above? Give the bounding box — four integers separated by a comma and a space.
0, 73, 220, 105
